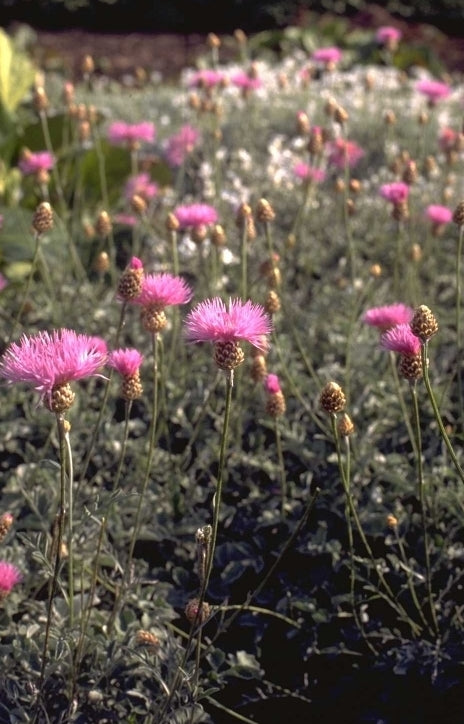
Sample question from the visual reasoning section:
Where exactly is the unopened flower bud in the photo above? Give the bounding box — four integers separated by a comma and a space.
319, 382, 346, 414
185, 597, 211, 624
0, 513, 13, 543
386, 514, 398, 529
265, 290, 281, 315
32, 202, 54, 234
211, 224, 226, 246
337, 413, 355, 437
410, 304, 438, 342
166, 212, 180, 232
256, 198, 275, 223
369, 263, 382, 277
94, 251, 110, 274
95, 210, 112, 238
81, 54, 95, 75
453, 201, 464, 227
34, 86, 49, 113
135, 630, 160, 649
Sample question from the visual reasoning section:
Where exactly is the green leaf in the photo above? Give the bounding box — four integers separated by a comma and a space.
0, 29, 35, 118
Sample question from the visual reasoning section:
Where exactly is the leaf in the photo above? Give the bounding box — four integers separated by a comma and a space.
0, 29, 35, 118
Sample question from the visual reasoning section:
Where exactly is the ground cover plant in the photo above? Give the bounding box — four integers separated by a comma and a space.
0, 19, 464, 724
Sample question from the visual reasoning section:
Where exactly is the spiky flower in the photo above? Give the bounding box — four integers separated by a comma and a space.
174, 203, 218, 229
165, 124, 200, 167
363, 303, 414, 331
380, 323, 422, 380
410, 305, 438, 342
19, 150, 55, 177
416, 79, 451, 105
0, 562, 22, 600
107, 121, 155, 148
379, 182, 410, 205
0, 330, 107, 412
185, 297, 272, 372
108, 348, 144, 400
132, 273, 192, 334
319, 382, 346, 414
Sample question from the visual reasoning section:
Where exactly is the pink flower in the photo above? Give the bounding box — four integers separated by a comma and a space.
439, 127, 458, 152
107, 121, 155, 147
108, 348, 144, 376
425, 205, 453, 225
293, 162, 326, 183
327, 139, 364, 169
114, 213, 138, 227
165, 125, 201, 167
312, 47, 342, 66
380, 182, 410, 204
174, 203, 218, 229
230, 71, 262, 90
124, 173, 158, 202
132, 273, 193, 308
189, 69, 225, 88
265, 373, 281, 394
416, 80, 451, 104
0, 273, 8, 292
375, 26, 402, 45
185, 297, 272, 350
380, 323, 421, 356
18, 151, 55, 176
0, 561, 22, 598
363, 304, 414, 330
0, 329, 108, 402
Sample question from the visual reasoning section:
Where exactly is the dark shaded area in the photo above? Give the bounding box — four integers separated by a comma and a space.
1, 0, 464, 36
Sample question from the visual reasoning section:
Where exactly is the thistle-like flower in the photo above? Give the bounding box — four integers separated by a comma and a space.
185, 297, 272, 372
107, 121, 155, 149
108, 348, 144, 400
165, 125, 200, 167
380, 323, 422, 380
410, 305, 438, 343
173, 203, 218, 229
0, 561, 22, 601
132, 273, 193, 334
264, 373, 286, 417
319, 381, 346, 414
416, 79, 451, 105
0, 330, 107, 412
363, 303, 414, 331
117, 257, 144, 302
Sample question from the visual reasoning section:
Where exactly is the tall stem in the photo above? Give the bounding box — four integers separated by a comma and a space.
456, 224, 463, 418
64, 426, 75, 627
409, 382, 439, 634
420, 342, 464, 484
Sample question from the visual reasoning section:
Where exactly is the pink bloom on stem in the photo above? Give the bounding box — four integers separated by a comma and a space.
18, 151, 55, 176
265, 373, 281, 394
293, 162, 326, 183
0, 273, 8, 292
0, 561, 22, 598
380, 182, 410, 204
124, 173, 158, 202
438, 127, 458, 152
185, 297, 272, 350
132, 273, 193, 308
107, 121, 155, 146
312, 46, 342, 66
363, 303, 414, 330
327, 139, 364, 169
416, 79, 451, 104
189, 69, 225, 88
174, 203, 218, 229
230, 71, 262, 90
0, 329, 108, 401
380, 323, 421, 356
108, 348, 144, 376
375, 26, 402, 45
425, 205, 453, 225
165, 125, 201, 167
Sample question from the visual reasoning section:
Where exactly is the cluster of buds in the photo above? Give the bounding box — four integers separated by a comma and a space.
410, 304, 438, 343
0, 513, 13, 544
319, 381, 347, 415
135, 630, 160, 650
256, 198, 275, 224
402, 159, 418, 186
95, 210, 112, 239
210, 224, 227, 247
250, 345, 268, 383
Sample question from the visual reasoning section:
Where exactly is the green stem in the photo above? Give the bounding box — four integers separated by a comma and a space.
274, 417, 287, 516
456, 225, 463, 418
64, 426, 75, 627
112, 399, 133, 493
389, 352, 418, 458
409, 382, 439, 634
240, 223, 249, 301
421, 342, 464, 484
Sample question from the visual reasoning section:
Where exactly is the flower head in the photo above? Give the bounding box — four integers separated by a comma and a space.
0, 561, 22, 599
375, 26, 402, 46
133, 273, 193, 308
293, 162, 326, 184
0, 330, 107, 409
379, 182, 410, 204
363, 303, 414, 330
380, 323, 421, 356
107, 121, 155, 147
265, 373, 281, 394
174, 203, 218, 229
185, 298, 272, 350
230, 71, 262, 90
327, 139, 364, 170
165, 125, 201, 167
425, 204, 452, 225
312, 46, 342, 66
19, 150, 54, 176
108, 348, 144, 376
124, 173, 158, 202
189, 69, 225, 88
416, 79, 451, 104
